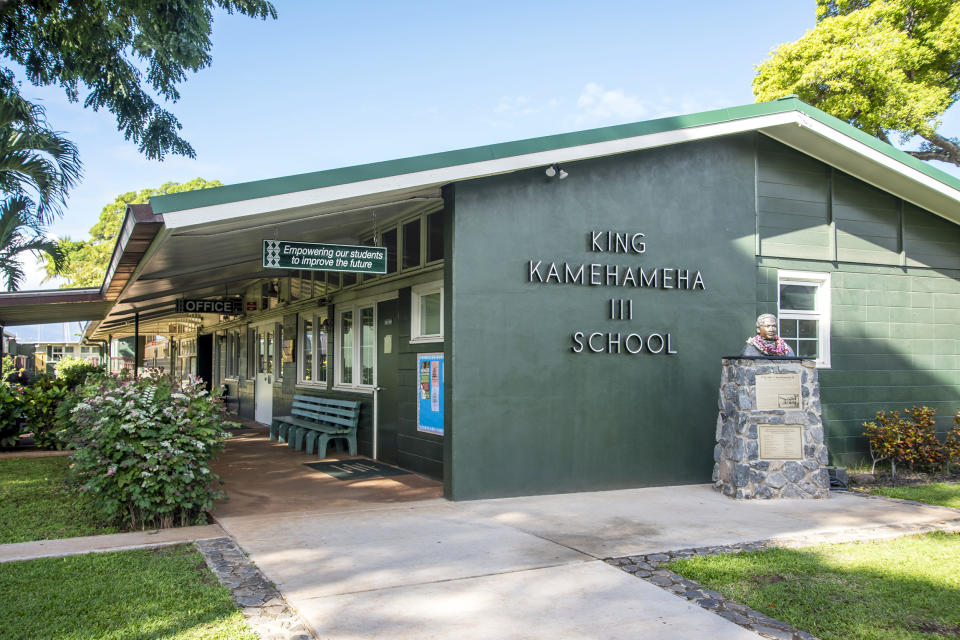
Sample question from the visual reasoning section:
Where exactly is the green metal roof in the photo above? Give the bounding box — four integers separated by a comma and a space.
149, 98, 960, 215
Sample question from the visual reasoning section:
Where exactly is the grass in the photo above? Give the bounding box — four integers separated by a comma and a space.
868, 483, 960, 509
667, 532, 960, 640
0, 456, 121, 543
0, 544, 257, 640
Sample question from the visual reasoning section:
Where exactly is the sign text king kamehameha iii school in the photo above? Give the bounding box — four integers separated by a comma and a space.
527, 231, 706, 356
263, 240, 387, 274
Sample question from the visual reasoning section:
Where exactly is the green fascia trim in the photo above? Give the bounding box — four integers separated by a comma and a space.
149, 98, 960, 215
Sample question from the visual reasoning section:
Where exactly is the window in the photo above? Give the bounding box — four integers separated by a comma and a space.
225, 330, 240, 378
49, 345, 64, 361
411, 281, 443, 343
382, 228, 398, 274
778, 271, 831, 368
298, 313, 328, 385
426, 211, 444, 262
402, 218, 421, 270
336, 301, 380, 390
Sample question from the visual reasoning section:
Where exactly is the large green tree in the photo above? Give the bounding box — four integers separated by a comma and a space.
47, 178, 222, 287
0, 0, 277, 161
754, 0, 960, 166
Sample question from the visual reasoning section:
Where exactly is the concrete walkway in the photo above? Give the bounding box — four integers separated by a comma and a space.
0, 523, 227, 563
215, 484, 960, 639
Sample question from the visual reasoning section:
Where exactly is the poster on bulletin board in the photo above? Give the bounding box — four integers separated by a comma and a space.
417, 353, 444, 435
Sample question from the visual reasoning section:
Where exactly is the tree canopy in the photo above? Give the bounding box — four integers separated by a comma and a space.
47, 178, 222, 288
0, 0, 276, 161
753, 0, 960, 166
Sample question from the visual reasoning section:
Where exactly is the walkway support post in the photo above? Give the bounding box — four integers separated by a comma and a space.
134, 313, 139, 380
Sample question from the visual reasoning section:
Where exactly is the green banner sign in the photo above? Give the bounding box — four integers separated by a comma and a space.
263, 240, 387, 274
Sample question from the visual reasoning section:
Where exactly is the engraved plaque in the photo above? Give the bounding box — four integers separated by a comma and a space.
756, 373, 802, 410
758, 425, 803, 460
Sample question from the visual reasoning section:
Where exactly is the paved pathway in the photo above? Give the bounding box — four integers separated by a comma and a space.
0, 524, 226, 562
215, 484, 960, 639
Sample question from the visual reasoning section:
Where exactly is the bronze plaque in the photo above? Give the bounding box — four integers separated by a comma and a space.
755, 373, 802, 410
758, 424, 803, 460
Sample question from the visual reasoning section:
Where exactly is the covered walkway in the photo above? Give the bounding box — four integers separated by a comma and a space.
210, 420, 442, 520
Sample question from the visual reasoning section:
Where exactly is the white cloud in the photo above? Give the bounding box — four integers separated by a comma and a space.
576, 82, 649, 121
494, 95, 541, 117
573, 83, 734, 127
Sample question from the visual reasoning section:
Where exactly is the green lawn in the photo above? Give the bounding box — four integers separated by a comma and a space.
0, 545, 257, 640
667, 532, 960, 640
0, 456, 121, 543
868, 483, 960, 509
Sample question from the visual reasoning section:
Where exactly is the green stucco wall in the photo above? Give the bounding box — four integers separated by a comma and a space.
447, 136, 759, 499
446, 133, 960, 499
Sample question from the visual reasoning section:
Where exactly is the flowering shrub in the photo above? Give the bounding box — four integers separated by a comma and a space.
64, 370, 234, 529
863, 406, 957, 478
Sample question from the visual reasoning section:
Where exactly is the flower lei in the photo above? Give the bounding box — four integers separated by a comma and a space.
746, 334, 790, 356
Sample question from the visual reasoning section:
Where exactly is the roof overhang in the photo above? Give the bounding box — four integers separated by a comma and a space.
150, 98, 960, 231
0, 203, 164, 327
0, 289, 110, 326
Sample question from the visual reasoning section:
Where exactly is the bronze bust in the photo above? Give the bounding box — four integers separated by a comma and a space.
742, 313, 795, 357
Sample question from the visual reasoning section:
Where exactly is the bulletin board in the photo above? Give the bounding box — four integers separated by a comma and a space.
416, 353, 444, 435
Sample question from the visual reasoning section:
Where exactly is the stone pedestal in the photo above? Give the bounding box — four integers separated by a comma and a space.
713, 357, 829, 499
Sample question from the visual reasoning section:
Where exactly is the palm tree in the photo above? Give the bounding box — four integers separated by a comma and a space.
0, 195, 63, 290
0, 89, 81, 290
0, 91, 81, 225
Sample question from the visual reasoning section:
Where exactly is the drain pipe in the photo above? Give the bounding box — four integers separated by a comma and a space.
372, 386, 381, 459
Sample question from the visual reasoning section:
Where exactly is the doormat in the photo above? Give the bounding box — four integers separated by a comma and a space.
304, 460, 411, 480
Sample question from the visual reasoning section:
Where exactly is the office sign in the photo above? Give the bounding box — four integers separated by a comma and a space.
263, 240, 387, 274
175, 298, 243, 314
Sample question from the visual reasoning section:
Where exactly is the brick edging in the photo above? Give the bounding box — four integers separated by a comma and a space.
195, 537, 316, 640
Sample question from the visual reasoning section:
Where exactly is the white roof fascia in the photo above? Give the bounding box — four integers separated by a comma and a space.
160, 112, 803, 231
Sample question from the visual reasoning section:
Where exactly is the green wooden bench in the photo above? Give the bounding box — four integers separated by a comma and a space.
270, 395, 361, 458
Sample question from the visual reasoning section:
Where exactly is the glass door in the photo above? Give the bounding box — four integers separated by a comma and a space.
254, 324, 274, 425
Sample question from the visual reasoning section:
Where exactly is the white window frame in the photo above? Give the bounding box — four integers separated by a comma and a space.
297, 312, 329, 386
777, 270, 831, 368
333, 291, 396, 392
410, 280, 444, 344
335, 303, 376, 391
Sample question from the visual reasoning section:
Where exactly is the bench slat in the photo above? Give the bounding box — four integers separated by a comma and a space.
291, 408, 355, 428
291, 401, 359, 419
292, 395, 361, 410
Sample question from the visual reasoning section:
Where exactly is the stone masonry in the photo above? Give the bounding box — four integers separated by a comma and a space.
713, 357, 829, 499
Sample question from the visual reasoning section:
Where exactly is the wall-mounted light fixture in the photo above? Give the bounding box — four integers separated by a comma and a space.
545, 164, 568, 180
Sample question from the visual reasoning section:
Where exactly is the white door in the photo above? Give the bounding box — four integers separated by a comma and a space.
254, 325, 274, 425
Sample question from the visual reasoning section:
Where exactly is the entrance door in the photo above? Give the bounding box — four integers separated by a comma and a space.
376, 299, 400, 463
196, 334, 213, 391
254, 325, 275, 425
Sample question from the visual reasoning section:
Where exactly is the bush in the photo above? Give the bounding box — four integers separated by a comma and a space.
946, 411, 960, 473
24, 375, 69, 449
64, 371, 234, 530
0, 380, 26, 447
863, 406, 956, 478
902, 405, 945, 472
55, 356, 104, 388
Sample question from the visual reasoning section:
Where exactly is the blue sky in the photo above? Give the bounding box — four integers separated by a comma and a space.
17, 1, 960, 289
